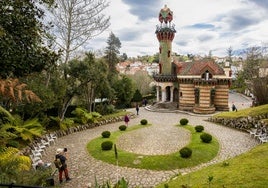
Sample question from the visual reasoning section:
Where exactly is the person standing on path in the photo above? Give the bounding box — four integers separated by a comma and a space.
136, 104, 139, 115
55, 148, 71, 184
124, 115, 130, 126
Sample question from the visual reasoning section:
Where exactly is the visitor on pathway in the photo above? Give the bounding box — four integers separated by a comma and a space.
55, 148, 71, 184
136, 104, 139, 115
124, 115, 129, 126
232, 103, 237, 112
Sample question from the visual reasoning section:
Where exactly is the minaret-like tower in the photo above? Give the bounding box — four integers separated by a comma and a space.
156, 5, 176, 75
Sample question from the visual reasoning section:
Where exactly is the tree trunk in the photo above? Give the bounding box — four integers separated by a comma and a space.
59, 96, 73, 122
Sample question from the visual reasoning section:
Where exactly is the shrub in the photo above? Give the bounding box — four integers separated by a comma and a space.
200, 133, 212, 143
119, 125, 127, 131
140, 119, 148, 125
6, 140, 19, 148
180, 118, 189, 125
179, 147, 192, 158
101, 141, 113, 150
195, 125, 204, 132
101, 131, 111, 138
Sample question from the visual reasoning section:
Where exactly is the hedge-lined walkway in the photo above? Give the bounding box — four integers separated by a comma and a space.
40, 106, 259, 188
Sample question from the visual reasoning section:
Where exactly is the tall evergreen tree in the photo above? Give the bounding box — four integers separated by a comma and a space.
104, 32, 121, 82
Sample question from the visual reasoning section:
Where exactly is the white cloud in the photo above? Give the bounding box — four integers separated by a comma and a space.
87, 0, 268, 57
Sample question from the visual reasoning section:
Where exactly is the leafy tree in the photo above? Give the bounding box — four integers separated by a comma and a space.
128, 71, 154, 96
0, 0, 58, 78
240, 46, 268, 105
113, 76, 134, 108
51, 0, 110, 64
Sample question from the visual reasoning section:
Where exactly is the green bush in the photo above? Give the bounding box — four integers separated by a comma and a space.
101, 131, 111, 138
200, 133, 212, 143
195, 125, 204, 132
6, 140, 19, 148
180, 118, 189, 125
119, 125, 127, 131
179, 147, 192, 158
140, 119, 148, 125
101, 141, 113, 150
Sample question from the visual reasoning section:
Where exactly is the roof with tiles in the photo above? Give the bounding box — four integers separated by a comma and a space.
174, 59, 225, 76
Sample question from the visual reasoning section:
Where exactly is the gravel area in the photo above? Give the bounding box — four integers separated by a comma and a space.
41, 107, 259, 188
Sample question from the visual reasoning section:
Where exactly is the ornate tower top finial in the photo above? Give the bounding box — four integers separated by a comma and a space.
159, 5, 173, 23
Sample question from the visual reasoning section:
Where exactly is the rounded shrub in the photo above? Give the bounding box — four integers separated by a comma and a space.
180, 118, 189, 125
101, 131, 111, 138
101, 141, 113, 150
179, 147, 192, 158
119, 125, 127, 131
195, 125, 204, 132
200, 133, 212, 143
140, 119, 148, 125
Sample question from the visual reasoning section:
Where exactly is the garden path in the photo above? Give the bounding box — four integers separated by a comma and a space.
41, 106, 259, 188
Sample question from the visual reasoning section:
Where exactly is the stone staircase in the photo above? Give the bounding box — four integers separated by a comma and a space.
145, 102, 215, 117
145, 102, 180, 113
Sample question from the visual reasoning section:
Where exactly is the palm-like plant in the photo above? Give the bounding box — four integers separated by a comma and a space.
0, 147, 31, 183
0, 106, 44, 145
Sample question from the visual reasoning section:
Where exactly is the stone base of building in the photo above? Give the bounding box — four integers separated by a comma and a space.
193, 106, 216, 114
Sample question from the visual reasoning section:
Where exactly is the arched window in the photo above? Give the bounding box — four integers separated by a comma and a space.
202, 70, 212, 80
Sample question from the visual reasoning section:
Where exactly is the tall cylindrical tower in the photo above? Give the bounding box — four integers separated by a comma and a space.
155, 5, 176, 75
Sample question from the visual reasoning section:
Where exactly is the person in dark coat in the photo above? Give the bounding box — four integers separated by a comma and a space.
136, 104, 139, 115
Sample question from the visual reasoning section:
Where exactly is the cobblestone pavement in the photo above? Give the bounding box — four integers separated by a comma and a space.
41, 107, 259, 188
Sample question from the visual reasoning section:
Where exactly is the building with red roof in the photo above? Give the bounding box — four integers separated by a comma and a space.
153, 5, 231, 114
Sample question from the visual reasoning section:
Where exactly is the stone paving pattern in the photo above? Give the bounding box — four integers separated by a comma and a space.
41, 106, 259, 188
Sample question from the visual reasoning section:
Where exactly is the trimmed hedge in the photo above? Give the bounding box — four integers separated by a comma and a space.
195, 125, 204, 132
179, 147, 192, 158
119, 125, 127, 131
200, 133, 212, 143
101, 141, 113, 150
140, 119, 148, 125
101, 131, 111, 138
180, 118, 189, 125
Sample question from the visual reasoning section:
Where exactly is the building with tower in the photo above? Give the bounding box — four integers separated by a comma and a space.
153, 5, 231, 114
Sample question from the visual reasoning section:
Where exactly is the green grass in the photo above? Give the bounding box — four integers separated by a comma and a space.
87, 124, 219, 170
157, 143, 268, 188
214, 104, 268, 119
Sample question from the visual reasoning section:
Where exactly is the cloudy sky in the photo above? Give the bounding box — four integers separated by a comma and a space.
88, 0, 268, 57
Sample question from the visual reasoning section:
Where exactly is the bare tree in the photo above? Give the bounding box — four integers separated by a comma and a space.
51, 0, 110, 64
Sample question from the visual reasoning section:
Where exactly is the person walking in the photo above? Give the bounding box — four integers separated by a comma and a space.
124, 115, 130, 126
55, 148, 71, 184
232, 103, 237, 112
136, 104, 139, 115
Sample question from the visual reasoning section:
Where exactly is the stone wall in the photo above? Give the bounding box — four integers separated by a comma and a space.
22, 114, 135, 156
208, 114, 268, 133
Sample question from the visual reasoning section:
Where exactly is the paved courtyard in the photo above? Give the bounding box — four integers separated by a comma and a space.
41, 104, 259, 188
